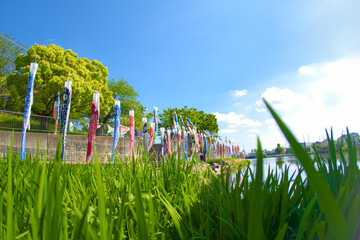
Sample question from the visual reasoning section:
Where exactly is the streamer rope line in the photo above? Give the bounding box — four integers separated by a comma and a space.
0, 34, 28, 52
0, 34, 53, 63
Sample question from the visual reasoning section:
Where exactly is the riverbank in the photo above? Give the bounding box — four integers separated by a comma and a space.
206, 158, 250, 176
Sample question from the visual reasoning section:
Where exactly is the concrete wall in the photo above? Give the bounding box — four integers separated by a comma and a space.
0, 131, 141, 162
0, 130, 229, 162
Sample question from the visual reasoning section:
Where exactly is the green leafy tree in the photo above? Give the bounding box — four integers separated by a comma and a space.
101, 77, 152, 131
159, 106, 219, 133
275, 143, 285, 154
0, 32, 26, 105
6, 44, 113, 119
0, 33, 26, 80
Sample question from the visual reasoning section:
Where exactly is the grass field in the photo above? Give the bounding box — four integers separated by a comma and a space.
0, 101, 359, 239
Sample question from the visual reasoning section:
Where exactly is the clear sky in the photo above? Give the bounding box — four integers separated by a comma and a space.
2, 0, 360, 151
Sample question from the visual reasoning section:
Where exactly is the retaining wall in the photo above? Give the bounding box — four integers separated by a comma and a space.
0, 131, 225, 162
0, 131, 141, 162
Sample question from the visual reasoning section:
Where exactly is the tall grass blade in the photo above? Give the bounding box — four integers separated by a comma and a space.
134, 177, 149, 240
264, 98, 348, 239
94, 148, 108, 240
7, 132, 14, 240
274, 223, 288, 240
346, 128, 358, 187
158, 190, 185, 240
247, 137, 264, 239
72, 202, 90, 239
55, 135, 62, 163
295, 196, 317, 240
36, 139, 40, 161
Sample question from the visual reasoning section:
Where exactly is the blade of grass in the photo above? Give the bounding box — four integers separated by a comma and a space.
264, 98, 348, 239
7, 132, 14, 240
295, 196, 317, 240
157, 189, 185, 240
247, 137, 265, 239
274, 223, 288, 240
134, 177, 149, 240
94, 147, 108, 240
346, 128, 358, 187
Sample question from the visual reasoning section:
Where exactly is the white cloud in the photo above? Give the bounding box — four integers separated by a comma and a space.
219, 128, 237, 134
213, 112, 261, 127
265, 119, 275, 125
217, 57, 360, 152
265, 119, 277, 130
256, 57, 360, 148
231, 89, 248, 98
299, 66, 316, 75
256, 108, 266, 112
256, 87, 309, 112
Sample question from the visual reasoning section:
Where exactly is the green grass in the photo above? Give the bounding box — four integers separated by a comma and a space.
0, 112, 57, 132
0, 100, 359, 239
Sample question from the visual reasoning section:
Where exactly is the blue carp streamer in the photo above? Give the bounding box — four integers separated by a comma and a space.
142, 117, 148, 155
20, 63, 38, 160
56, 92, 60, 118
59, 81, 72, 161
154, 107, 158, 131
111, 100, 121, 162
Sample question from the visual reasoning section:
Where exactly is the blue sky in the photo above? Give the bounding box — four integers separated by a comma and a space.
2, 0, 360, 151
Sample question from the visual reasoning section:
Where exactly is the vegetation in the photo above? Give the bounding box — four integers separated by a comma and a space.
0, 112, 54, 132
104, 78, 152, 131
0, 33, 26, 94
0, 100, 359, 239
0, 32, 26, 110
6, 44, 114, 118
2, 42, 150, 132
159, 106, 219, 133
275, 143, 285, 154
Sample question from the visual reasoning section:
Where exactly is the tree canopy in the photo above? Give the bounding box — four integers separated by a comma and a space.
102, 78, 151, 131
6, 44, 114, 118
0, 33, 26, 95
159, 106, 219, 133
275, 143, 285, 154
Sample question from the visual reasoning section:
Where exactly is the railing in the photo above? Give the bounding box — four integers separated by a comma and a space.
0, 110, 118, 136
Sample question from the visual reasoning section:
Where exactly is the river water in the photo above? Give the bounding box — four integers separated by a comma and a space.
248, 155, 306, 180
237, 155, 360, 182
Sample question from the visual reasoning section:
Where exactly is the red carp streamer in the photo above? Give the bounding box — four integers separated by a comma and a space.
167, 129, 171, 155
86, 92, 100, 162
148, 122, 155, 151
129, 110, 135, 161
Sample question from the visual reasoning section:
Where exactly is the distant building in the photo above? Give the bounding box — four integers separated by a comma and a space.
315, 139, 328, 146
337, 132, 359, 142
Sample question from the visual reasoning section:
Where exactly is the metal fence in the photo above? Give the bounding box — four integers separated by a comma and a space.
0, 110, 116, 136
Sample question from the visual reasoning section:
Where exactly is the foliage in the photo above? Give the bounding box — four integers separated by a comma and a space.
275, 143, 285, 154
0, 101, 359, 239
6, 44, 114, 118
102, 78, 152, 131
264, 99, 359, 239
159, 106, 219, 133
0, 33, 26, 95
0, 112, 42, 130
